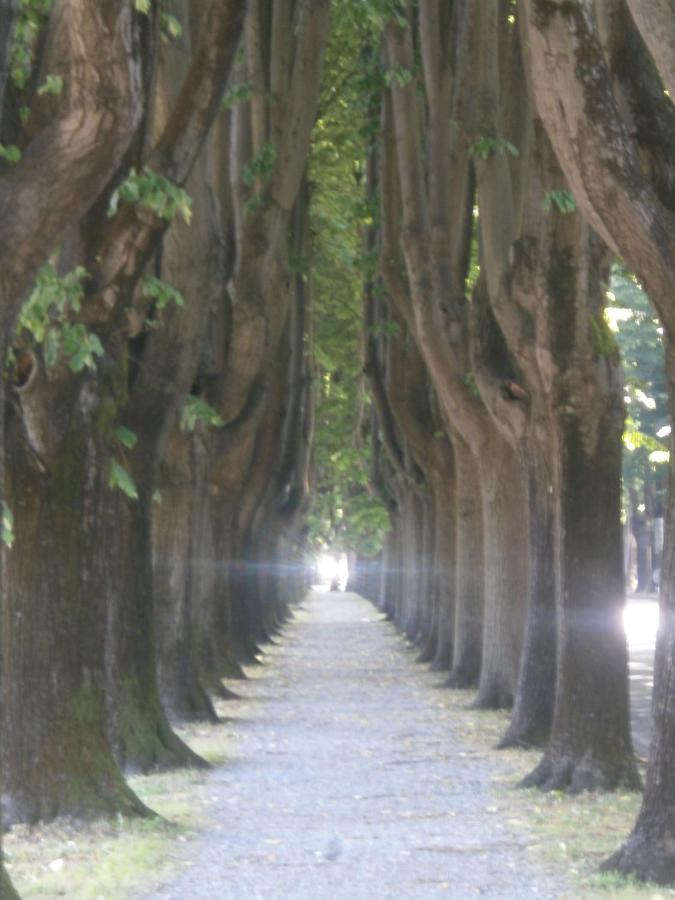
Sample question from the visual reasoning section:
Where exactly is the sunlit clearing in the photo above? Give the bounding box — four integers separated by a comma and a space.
624, 600, 659, 651
315, 553, 349, 591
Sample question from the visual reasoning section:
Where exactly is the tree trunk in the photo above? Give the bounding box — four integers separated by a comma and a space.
104, 443, 207, 773
153, 434, 217, 723
500, 447, 557, 748
472, 436, 527, 710
1, 414, 149, 824
447, 439, 483, 688
604, 363, 675, 878
522, 408, 640, 791
415, 492, 436, 658
427, 474, 456, 671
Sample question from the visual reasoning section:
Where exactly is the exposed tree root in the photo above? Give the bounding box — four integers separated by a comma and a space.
601, 832, 675, 885
469, 684, 513, 711
446, 658, 480, 689
429, 647, 452, 672
498, 717, 550, 750
118, 703, 209, 774
4, 768, 154, 829
519, 750, 641, 794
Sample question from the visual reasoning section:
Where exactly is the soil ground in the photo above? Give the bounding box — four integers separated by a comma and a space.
142, 591, 569, 899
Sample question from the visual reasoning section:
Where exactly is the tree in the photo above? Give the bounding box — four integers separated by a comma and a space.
2, 0, 245, 823
521, 0, 675, 877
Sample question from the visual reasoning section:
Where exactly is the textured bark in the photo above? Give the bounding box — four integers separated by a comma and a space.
499, 452, 556, 747
625, 0, 675, 99
472, 436, 528, 710
427, 472, 455, 671
2, 0, 245, 801
0, 0, 143, 828
1, 411, 150, 824
523, 404, 639, 792
0, 0, 18, 115
604, 362, 675, 879
154, 434, 217, 723
382, 13, 529, 706
0, 0, 142, 342
447, 438, 483, 688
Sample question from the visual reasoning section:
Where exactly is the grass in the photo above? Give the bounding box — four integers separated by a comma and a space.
431, 686, 675, 899
5, 708, 234, 899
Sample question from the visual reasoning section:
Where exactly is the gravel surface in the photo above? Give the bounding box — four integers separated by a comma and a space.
144, 591, 568, 899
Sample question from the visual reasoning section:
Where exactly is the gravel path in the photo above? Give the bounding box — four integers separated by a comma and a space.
145, 591, 567, 899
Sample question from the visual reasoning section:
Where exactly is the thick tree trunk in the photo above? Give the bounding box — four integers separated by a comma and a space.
472, 436, 527, 710
447, 440, 483, 688
193, 483, 248, 687
1, 417, 149, 824
415, 493, 436, 658
104, 449, 207, 773
500, 448, 557, 748
400, 488, 425, 641
604, 379, 675, 878
153, 435, 217, 724
522, 409, 640, 792
427, 475, 456, 671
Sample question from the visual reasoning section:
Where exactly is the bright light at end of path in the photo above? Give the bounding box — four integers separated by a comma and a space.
315, 553, 348, 590
624, 599, 659, 651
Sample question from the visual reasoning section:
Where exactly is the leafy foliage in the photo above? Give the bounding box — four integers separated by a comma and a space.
306, 0, 390, 557
108, 460, 139, 501
242, 141, 277, 187
222, 83, 252, 109
17, 264, 104, 372
142, 276, 185, 311
470, 136, 519, 160
608, 267, 668, 519
108, 168, 192, 223
180, 396, 224, 432
37, 74, 63, 96
543, 189, 577, 214
10, 0, 52, 90
0, 144, 21, 164
115, 426, 138, 450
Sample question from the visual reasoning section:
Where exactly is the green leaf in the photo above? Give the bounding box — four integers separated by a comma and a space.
37, 74, 63, 96
108, 167, 192, 223
181, 396, 225, 432
469, 136, 519, 160
142, 276, 184, 310
223, 83, 253, 109
543, 189, 577, 214
152, 489, 162, 504
108, 460, 139, 500
242, 141, 278, 187
161, 13, 182, 40
115, 426, 138, 449
0, 144, 21, 164
134, 0, 150, 12
2, 502, 14, 549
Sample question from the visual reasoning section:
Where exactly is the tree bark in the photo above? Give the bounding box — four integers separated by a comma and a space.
472, 435, 528, 709
523, 400, 640, 791
1, 409, 150, 823
447, 437, 484, 688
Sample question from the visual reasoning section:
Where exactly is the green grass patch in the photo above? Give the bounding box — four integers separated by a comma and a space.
6, 705, 235, 898
432, 687, 674, 898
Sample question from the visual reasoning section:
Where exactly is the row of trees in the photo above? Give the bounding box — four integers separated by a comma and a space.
345, 0, 675, 886
0, 0, 673, 896
0, 1, 330, 896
